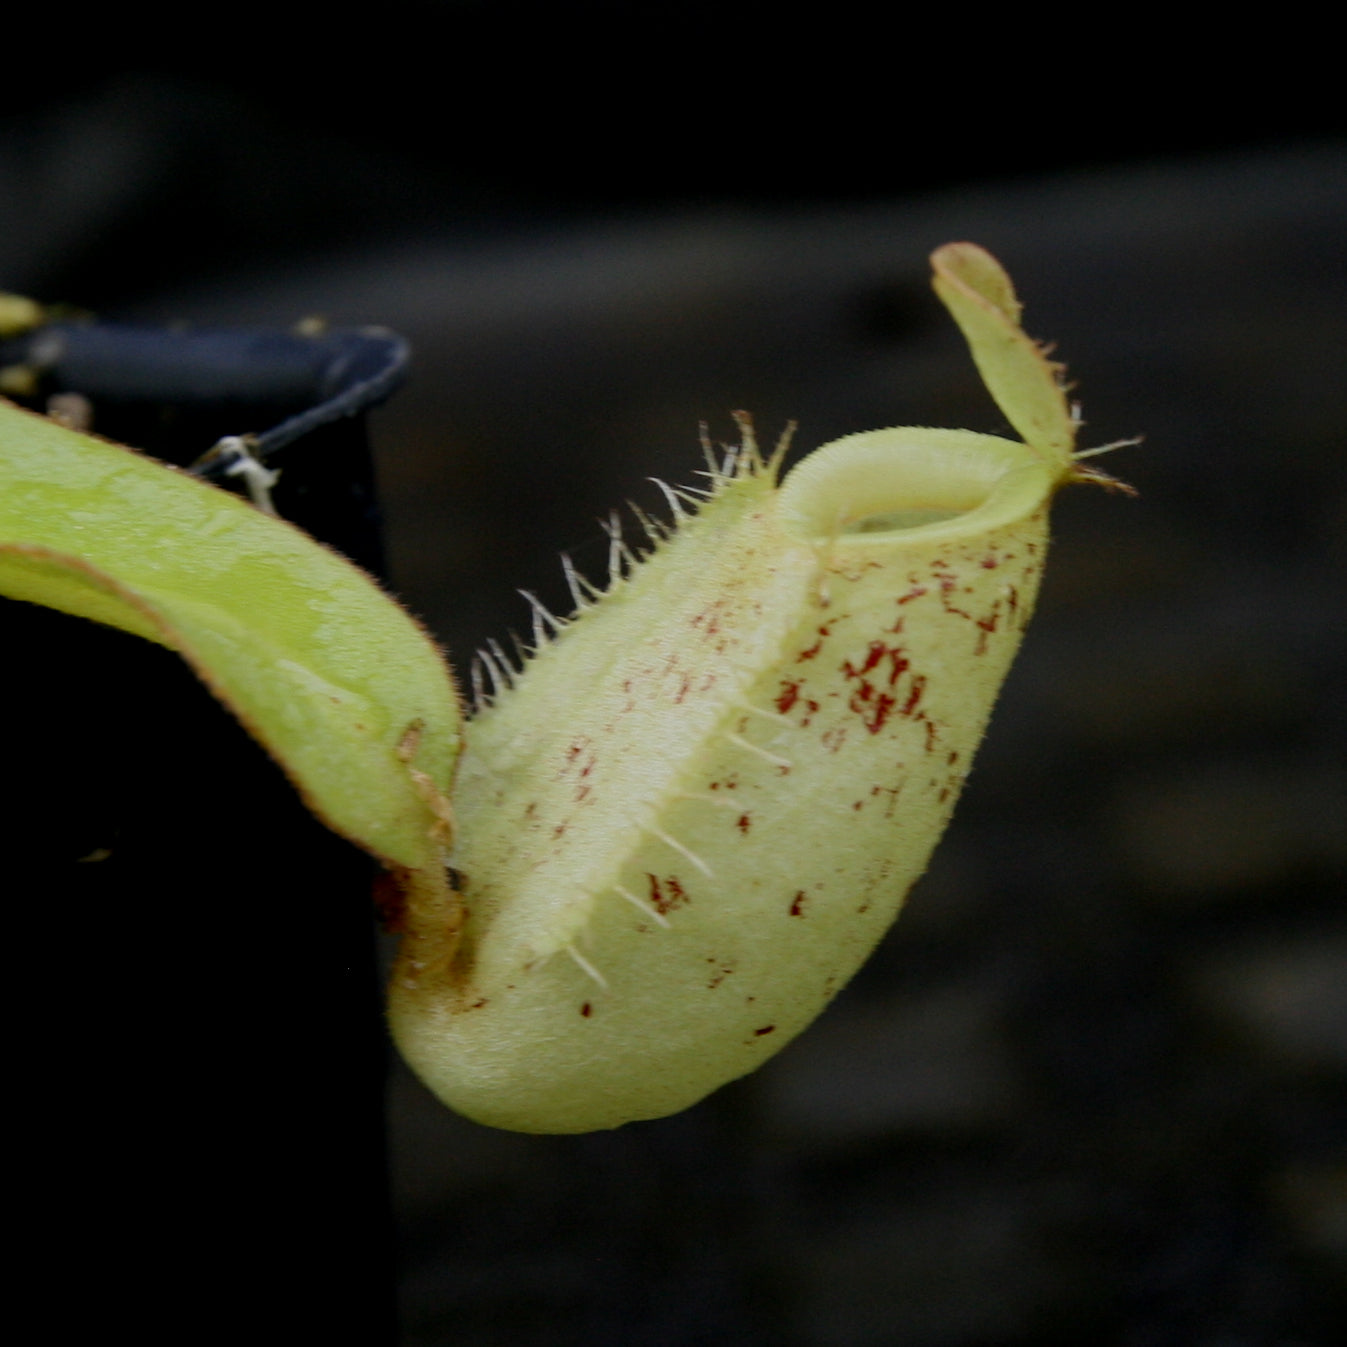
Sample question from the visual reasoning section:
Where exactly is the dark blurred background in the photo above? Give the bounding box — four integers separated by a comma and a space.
4, 8, 1345, 1344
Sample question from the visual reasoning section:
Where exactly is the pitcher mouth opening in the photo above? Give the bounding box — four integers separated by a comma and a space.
776, 426, 1055, 547
843, 506, 962, 532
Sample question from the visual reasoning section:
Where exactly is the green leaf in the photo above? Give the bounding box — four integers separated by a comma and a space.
0, 397, 462, 878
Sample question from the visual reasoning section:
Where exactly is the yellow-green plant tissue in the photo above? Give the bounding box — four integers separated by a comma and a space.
390, 243, 1107, 1131
0, 244, 1111, 1133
